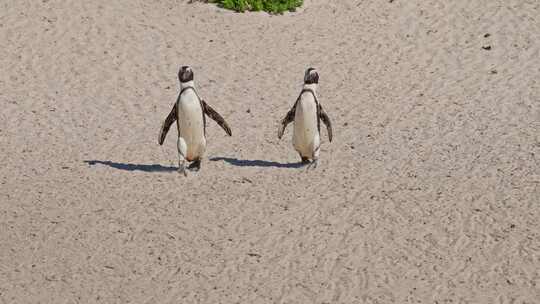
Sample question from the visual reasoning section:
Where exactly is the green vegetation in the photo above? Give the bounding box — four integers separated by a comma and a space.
208, 0, 303, 14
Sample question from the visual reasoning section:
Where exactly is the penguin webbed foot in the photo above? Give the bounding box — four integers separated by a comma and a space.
306, 159, 318, 170
188, 159, 201, 172
298, 156, 318, 170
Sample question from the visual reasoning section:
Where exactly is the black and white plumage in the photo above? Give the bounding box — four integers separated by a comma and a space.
278, 68, 332, 168
158, 66, 232, 175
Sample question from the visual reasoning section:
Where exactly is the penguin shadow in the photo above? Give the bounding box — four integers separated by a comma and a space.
210, 157, 305, 169
84, 160, 177, 172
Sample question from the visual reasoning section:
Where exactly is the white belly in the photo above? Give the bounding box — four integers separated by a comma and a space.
177, 90, 206, 161
293, 94, 320, 158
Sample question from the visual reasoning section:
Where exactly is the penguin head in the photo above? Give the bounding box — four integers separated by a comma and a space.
304, 67, 319, 84
178, 66, 194, 83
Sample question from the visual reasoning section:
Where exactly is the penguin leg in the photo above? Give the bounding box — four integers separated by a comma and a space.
307, 141, 321, 170
177, 137, 188, 176
188, 158, 201, 172
300, 154, 310, 165
311, 148, 320, 169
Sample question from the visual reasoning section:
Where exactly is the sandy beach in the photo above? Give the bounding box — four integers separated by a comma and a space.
1, 0, 539, 303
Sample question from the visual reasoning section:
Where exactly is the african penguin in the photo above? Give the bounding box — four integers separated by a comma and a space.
158, 66, 232, 175
277, 68, 333, 168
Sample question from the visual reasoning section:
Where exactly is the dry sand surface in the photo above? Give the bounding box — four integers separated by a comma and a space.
1, 0, 540, 303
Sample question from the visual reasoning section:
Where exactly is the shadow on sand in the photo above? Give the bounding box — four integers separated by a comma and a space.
84, 160, 177, 172
210, 157, 304, 169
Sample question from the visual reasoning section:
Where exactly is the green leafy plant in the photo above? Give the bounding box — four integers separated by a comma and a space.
206, 0, 303, 14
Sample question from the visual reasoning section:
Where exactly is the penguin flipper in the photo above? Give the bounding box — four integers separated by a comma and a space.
318, 104, 333, 142
201, 100, 232, 136
278, 103, 297, 139
158, 104, 177, 145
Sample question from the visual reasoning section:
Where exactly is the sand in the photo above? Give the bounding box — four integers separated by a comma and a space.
1, 0, 539, 303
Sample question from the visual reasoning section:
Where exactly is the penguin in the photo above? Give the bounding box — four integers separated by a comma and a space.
277, 68, 333, 168
158, 66, 232, 175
